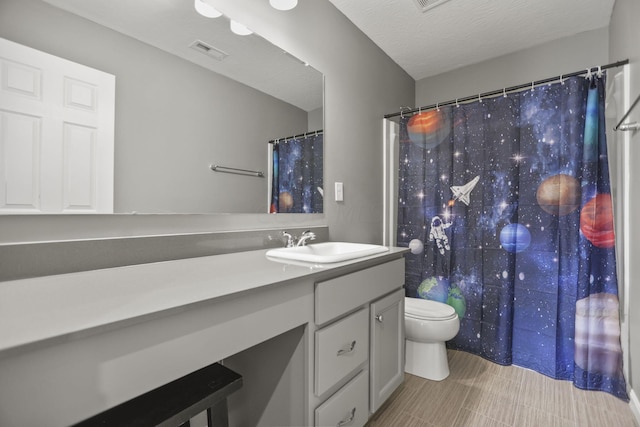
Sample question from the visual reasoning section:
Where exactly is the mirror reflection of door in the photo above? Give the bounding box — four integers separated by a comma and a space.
0, 38, 115, 214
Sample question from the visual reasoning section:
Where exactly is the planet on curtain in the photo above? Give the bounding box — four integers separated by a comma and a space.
397, 75, 627, 399
270, 133, 323, 213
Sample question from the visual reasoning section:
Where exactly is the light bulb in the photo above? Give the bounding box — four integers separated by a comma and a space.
230, 20, 253, 36
269, 0, 298, 11
194, 0, 222, 18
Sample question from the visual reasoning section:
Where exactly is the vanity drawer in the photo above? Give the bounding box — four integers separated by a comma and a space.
315, 307, 369, 396
315, 369, 369, 427
315, 258, 405, 325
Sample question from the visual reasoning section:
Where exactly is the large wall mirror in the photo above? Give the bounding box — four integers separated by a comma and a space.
0, 0, 323, 214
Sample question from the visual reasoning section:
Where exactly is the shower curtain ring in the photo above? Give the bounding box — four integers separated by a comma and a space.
560, 74, 564, 85
455, 98, 459, 108
585, 68, 593, 80
597, 66, 603, 78
436, 102, 440, 111
478, 93, 482, 103
531, 81, 535, 92
503, 88, 507, 98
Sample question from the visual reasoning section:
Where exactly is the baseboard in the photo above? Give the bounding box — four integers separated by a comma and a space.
630, 388, 640, 425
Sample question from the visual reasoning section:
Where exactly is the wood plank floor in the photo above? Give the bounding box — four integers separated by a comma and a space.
366, 349, 638, 427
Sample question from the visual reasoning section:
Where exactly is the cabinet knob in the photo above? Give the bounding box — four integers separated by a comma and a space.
336, 340, 357, 356
337, 407, 356, 427
375, 314, 383, 323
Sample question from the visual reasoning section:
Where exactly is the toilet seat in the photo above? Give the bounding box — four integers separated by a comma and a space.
405, 298, 457, 321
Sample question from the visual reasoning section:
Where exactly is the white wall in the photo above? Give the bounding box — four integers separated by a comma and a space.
609, 0, 640, 409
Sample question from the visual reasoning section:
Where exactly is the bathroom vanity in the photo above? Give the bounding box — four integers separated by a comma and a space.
312, 258, 405, 426
0, 245, 407, 426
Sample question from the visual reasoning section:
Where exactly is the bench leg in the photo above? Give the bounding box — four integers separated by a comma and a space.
207, 399, 229, 427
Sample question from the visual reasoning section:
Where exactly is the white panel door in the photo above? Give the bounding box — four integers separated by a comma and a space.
0, 37, 115, 214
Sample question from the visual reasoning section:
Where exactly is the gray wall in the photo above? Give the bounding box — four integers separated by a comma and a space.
216, 0, 415, 244
416, 27, 609, 106
0, 0, 310, 215
0, 0, 414, 247
308, 107, 323, 132
610, 0, 640, 400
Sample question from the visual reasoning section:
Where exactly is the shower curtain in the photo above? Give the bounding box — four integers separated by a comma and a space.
397, 74, 628, 399
270, 133, 323, 213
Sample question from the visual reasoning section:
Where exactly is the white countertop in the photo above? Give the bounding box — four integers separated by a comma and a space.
0, 246, 407, 356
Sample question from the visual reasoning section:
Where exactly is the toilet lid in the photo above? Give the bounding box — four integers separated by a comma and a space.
405, 297, 457, 321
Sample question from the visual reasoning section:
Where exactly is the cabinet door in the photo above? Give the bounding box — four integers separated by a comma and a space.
369, 288, 405, 413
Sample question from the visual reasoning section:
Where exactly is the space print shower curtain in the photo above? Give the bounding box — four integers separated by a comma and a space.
270, 133, 323, 213
397, 74, 627, 399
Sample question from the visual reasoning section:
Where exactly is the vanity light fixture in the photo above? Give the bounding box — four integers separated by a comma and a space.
269, 0, 298, 11
194, 0, 222, 18
230, 20, 253, 36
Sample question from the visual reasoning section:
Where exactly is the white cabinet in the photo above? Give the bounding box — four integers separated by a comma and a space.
312, 258, 405, 426
370, 288, 405, 413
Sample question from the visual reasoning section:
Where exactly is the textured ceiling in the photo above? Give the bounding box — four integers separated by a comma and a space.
328, 0, 615, 80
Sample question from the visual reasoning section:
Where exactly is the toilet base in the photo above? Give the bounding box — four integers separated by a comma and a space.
405, 339, 450, 381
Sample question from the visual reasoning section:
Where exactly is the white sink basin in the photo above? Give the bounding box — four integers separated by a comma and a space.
266, 242, 389, 264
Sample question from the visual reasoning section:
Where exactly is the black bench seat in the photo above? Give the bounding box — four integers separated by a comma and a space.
73, 362, 242, 427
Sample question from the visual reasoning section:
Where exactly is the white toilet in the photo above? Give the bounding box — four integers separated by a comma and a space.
404, 297, 460, 381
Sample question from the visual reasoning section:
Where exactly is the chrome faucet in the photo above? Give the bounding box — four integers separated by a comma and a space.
297, 230, 316, 246
282, 231, 296, 248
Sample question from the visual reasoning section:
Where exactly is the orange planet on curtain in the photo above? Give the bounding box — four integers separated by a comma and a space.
536, 174, 581, 216
580, 193, 615, 248
278, 191, 294, 212
407, 110, 451, 149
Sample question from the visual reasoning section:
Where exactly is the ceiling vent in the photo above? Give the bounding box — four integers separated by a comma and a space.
189, 40, 229, 61
412, 0, 454, 12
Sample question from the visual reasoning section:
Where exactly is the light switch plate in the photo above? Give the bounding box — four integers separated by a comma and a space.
335, 182, 344, 201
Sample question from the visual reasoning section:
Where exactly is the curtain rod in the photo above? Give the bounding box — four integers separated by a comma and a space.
384, 59, 630, 119
269, 129, 323, 144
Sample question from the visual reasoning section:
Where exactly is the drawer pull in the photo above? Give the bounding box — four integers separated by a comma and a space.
336, 340, 357, 356
375, 314, 383, 322
336, 407, 356, 426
